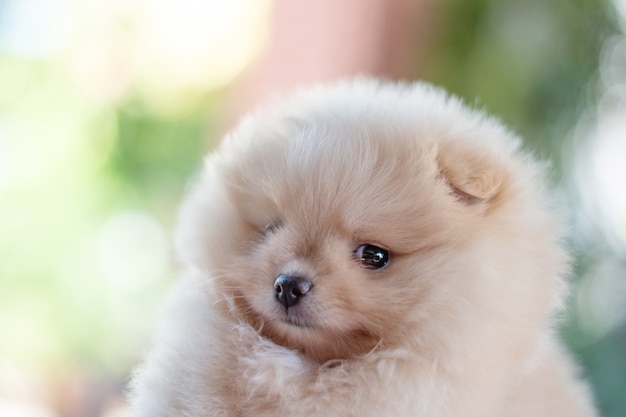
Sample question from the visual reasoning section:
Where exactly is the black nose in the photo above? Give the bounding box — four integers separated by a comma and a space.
274, 275, 312, 309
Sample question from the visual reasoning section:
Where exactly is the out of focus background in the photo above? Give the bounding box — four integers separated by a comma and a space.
0, 0, 625, 416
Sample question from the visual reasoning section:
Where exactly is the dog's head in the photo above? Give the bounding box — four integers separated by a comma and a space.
176, 80, 567, 362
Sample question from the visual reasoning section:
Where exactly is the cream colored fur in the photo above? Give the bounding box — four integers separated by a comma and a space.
129, 79, 597, 417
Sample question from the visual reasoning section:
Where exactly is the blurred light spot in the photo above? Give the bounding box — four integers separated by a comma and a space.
599, 36, 626, 91
0, 401, 55, 417
614, 0, 626, 27
576, 259, 626, 340
564, 6, 626, 348
70, 41, 136, 104
97, 211, 169, 292
0, 0, 75, 58
135, 0, 271, 99
0, 103, 115, 192
588, 111, 626, 249
573, 35, 626, 254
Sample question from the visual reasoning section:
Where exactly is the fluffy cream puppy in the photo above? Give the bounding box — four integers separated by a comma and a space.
130, 79, 597, 417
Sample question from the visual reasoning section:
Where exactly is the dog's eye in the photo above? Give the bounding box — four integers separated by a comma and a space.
354, 244, 390, 270
263, 221, 282, 236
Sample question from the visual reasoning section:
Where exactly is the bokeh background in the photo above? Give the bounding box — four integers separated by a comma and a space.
1, 0, 625, 416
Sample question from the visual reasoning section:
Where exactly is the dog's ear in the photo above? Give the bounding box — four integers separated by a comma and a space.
435, 142, 506, 204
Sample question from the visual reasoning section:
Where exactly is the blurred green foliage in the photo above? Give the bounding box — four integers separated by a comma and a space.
426, 0, 617, 159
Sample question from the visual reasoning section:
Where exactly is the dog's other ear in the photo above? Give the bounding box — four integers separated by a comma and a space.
436, 142, 506, 204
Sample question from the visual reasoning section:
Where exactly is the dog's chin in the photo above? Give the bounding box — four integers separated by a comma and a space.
227, 290, 382, 362
279, 312, 316, 330
258, 310, 382, 363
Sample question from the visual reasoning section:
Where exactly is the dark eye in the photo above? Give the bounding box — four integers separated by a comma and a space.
263, 219, 282, 236
354, 244, 390, 270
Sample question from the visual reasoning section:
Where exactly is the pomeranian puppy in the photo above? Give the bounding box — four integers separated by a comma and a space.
130, 79, 597, 417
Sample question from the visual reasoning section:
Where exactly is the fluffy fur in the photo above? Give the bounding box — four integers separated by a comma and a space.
129, 79, 597, 417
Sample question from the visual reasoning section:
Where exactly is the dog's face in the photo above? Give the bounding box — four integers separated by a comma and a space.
176, 82, 565, 363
